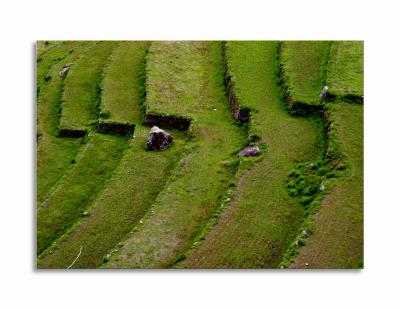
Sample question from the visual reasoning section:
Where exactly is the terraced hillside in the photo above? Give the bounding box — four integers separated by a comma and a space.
279, 41, 331, 113
183, 42, 323, 268
104, 41, 247, 268
291, 41, 364, 268
36, 40, 363, 269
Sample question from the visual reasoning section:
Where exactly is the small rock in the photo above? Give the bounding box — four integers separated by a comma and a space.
319, 85, 329, 99
305, 262, 309, 266
147, 126, 173, 151
294, 240, 299, 246
308, 163, 316, 169
81, 211, 89, 217
139, 219, 143, 224
319, 182, 325, 191
237, 145, 260, 157
301, 230, 308, 237
59, 63, 73, 79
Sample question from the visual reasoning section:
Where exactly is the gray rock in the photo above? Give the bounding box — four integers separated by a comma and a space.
319, 182, 325, 191
237, 145, 260, 157
147, 126, 173, 151
59, 63, 73, 79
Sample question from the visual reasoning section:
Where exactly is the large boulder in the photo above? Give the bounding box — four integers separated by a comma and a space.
237, 145, 260, 157
147, 126, 173, 151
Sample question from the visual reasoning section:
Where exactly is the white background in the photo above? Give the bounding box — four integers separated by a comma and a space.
1, 0, 400, 308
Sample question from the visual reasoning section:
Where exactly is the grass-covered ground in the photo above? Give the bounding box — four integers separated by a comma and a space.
59, 41, 118, 133
326, 41, 364, 100
292, 103, 363, 268
36, 41, 77, 98
182, 41, 323, 268
288, 41, 364, 268
144, 42, 208, 118
38, 41, 188, 268
104, 41, 247, 268
37, 41, 95, 203
280, 41, 331, 108
36, 40, 363, 269
37, 133, 129, 255
38, 128, 186, 268
99, 41, 150, 125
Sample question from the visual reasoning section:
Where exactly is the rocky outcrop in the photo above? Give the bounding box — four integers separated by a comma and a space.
147, 126, 173, 151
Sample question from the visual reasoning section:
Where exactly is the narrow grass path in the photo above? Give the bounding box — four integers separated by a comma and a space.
280, 41, 330, 107
292, 103, 363, 268
37, 133, 129, 255
327, 41, 364, 100
37, 41, 95, 203
36, 41, 76, 98
290, 41, 363, 268
37, 42, 132, 256
183, 42, 323, 268
37, 128, 185, 268
99, 41, 150, 124
104, 41, 246, 268
38, 42, 189, 268
59, 41, 119, 134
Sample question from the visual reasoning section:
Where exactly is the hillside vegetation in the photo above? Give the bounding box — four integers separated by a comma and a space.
36, 40, 363, 269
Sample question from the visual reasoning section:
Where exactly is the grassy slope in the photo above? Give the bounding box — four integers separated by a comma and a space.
280, 41, 330, 105
37, 41, 95, 204
38, 42, 126, 254
104, 41, 246, 268
291, 41, 364, 268
100, 41, 150, 124
38, 42, 187, 268
327, 41, 364, 98
37, 133, 129, 255
183, 42, 323, 268
59, 41, 119, 131
36, 41, 74, 97
292, 103, 363, 268
145, 41, 207, 117
36, 41, 57, 58
37, 128, 186, 268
